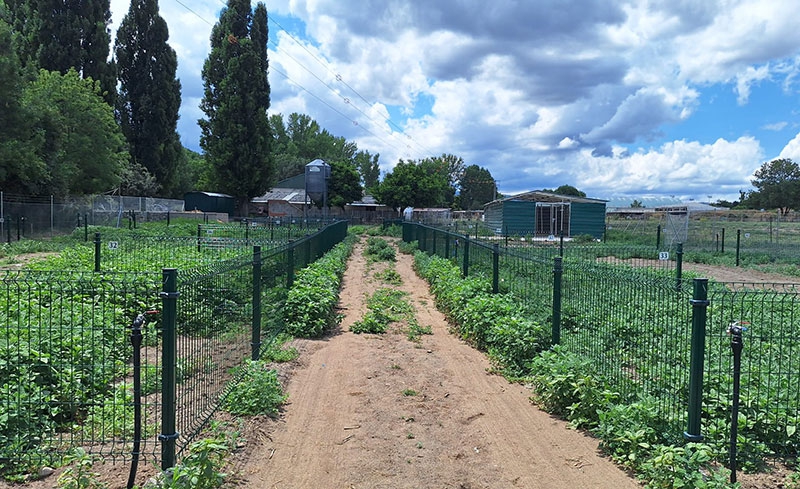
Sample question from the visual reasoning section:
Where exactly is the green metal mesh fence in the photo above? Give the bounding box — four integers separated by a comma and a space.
559, 261, 693, 442
0, 270, 161, 471
404, 221, 800, 463
0, 220, 348, 479
705, 282, 800, 464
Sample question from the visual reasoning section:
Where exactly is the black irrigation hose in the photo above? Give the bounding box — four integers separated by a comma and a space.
127, 310, 158, 489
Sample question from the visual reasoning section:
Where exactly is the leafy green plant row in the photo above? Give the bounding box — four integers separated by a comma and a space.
529, 348, 738, 488
411, 249, 741, 487
283, 235, 357, 338
412, 250, 548, 377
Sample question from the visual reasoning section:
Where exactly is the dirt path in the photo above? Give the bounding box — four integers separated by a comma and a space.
241, 238, 640, 488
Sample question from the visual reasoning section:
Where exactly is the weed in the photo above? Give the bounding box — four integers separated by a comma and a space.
222, 360, 287, 417
406, 318, 433, 342
261, 333, 299, 363
374, 268, 402, 285
351, 288, 413, 334
156, 437, 230, 489
56, 449, 108, 489
364, 237, 396, 262
402, 389, 417, 397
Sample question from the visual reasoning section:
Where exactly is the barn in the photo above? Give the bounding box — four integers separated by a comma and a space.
484, 191, 606, 239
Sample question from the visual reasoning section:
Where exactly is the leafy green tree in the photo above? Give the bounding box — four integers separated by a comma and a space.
749, 158, 800, 216
373, 159, 450, 211
0, 13, 47, 194
269, 112, 362, 182
23, 68, 127, 195
200, 0, 272, 216
172, 148, 212, 195
419, 154, 463, 207
114, 0, 182, 197
630, 200, 643, 208
542, 185, 587, 197
327, 159, 362, 209
355, 150, 380, 193
458, 165, 496, 210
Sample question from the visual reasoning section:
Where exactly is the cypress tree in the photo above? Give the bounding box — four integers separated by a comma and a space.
114, 0, 182, 196
199, 0, 272, 216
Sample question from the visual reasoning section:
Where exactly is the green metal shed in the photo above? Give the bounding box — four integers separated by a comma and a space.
183, 191, 236, 215
484, 191, 606, 239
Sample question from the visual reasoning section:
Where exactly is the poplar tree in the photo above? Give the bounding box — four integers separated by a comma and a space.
199, 0, 272, 216
114, 0, 182, 196
22, 0, 116, 101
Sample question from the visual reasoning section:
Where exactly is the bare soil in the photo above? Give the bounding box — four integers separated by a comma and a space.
237, 238, 642, 488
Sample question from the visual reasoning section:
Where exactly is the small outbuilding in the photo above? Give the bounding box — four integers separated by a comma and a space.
183, 191, 236, 216
484, 191, 606, 239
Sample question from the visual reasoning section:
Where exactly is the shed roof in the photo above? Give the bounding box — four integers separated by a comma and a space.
252, 187, 308, 204
185, 191, 234, 199
487, 190, 607, 206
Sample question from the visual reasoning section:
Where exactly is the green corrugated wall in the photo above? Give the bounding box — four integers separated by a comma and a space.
502, 200, 536, 236
570, 202, 605, 239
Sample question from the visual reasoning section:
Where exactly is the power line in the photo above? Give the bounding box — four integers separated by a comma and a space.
265, 13, 436, 156
169, 0, 421, 159
204, 0, 434, 157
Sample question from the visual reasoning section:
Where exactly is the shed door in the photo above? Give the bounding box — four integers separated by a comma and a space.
535, 203, 570, 236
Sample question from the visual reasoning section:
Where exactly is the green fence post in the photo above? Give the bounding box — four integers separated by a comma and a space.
445, 234, 450, 259
304, 235, 311, 266
721, 228, 725, 253
492, 243, 500, 294
552, 256, 562, 346
432, 229, 437, 256
196, 224, 202, 252
462, 238, 470, 277
252, 246, 262, 361
736, 229, 741, 267
94, 232, 101, 272
656, 224, 662, 250
685, 277, 709, 442
159, 268, 179, 470
420, 226, 427, 252
675, 243, 683, 291
287, 246, 295, 288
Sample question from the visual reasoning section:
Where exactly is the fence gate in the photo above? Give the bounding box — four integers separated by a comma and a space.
662, 210, 688, 248
535, 203, 569, 237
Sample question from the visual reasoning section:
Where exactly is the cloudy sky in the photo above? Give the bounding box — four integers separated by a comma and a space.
108, 0, 800, 203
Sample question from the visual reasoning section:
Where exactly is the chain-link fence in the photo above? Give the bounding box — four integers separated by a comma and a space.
0, 193, 186, 239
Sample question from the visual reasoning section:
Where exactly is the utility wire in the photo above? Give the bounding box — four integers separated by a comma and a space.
170, 0, 420, 158
205, 0, 434, 157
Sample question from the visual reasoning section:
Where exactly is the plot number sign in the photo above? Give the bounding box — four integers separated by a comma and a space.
658, 251, 669, 261
108, 241, 119, 250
